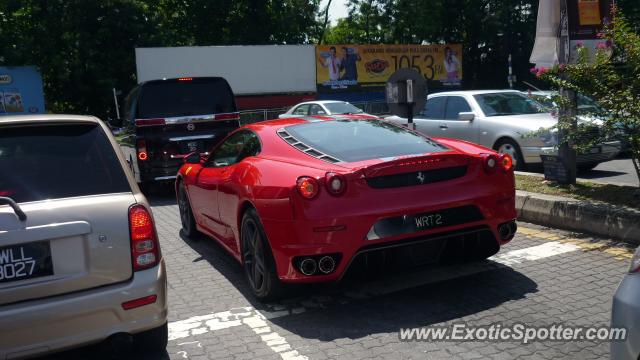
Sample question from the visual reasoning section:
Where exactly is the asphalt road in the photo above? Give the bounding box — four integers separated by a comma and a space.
580, 156, 639, 186
37, 190, 637, 360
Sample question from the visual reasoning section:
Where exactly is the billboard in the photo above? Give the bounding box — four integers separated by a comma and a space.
316, 44, 463, 93
135, 46, 317, 95
0, 66, 45, 115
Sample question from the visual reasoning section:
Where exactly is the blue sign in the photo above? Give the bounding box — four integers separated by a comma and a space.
0, 66, 45, 115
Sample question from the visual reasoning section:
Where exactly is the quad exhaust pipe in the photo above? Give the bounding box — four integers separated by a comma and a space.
318, 256, 336, 274
299, 258, 317, 276
498, 221, 518, 241
297, 254, 340, 276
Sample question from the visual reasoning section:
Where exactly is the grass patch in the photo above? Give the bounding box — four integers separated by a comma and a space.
516, 174, 640, 210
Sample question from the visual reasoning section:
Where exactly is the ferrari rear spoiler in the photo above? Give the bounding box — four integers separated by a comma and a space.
361, 152, 472, 178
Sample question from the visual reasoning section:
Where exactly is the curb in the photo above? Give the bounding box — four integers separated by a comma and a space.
516, 190, 640, 245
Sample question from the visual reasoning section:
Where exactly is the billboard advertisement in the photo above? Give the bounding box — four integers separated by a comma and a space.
0, 66, 45, 115
316, 44, 463, 93
135, 46, 317, 95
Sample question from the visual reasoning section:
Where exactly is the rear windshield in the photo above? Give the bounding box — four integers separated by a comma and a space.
474, 93, 545, 117
0, 123, 130, 203
138, 78, 236, 118
325, 102, 364, 115
283, 120, 448, 162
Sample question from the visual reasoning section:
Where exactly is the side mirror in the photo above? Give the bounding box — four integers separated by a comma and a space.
458, 112, 475, 121
184, 152, 201, 164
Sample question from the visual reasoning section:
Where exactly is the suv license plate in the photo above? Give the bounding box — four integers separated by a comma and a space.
0, 242, 53, 284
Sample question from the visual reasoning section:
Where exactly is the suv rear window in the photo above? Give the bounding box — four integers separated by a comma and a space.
283, 119, 448, 163
137, 78, 236, 118
0, 123, 130, 203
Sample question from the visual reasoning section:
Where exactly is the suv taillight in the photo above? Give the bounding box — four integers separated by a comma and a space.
137, 139, 148, 161
129, 205, 160, 271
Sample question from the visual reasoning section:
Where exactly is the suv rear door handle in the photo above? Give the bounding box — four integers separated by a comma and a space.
439, 124, 448, 130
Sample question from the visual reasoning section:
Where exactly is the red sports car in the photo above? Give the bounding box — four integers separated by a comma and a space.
176, 115, 517, 300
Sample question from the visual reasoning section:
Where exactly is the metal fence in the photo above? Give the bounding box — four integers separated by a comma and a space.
239, 100, 391, 125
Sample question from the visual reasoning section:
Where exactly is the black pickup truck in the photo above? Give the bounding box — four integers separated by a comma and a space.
113, 77, 240, 186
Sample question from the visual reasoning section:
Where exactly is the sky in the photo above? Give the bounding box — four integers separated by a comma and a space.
321, 0, 349, 24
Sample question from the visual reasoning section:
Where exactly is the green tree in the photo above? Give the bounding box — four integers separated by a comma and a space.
0, 0, 164, 119
0, 0, 322, 119
537, 7, 640, 186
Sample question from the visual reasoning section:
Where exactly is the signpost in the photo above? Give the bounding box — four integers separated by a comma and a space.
555, 0, 578, 185
385, 68, 427, 130
532, 0, 611, 184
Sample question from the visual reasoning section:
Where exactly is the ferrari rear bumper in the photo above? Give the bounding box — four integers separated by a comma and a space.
265, 202, 515, 283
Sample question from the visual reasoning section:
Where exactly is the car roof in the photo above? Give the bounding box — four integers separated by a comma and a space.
295, 100, 347, 106
0, 114, 101, 126
430, 90, 522, 96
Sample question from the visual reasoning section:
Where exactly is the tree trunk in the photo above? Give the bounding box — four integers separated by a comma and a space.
318, 0, 333, 45
631, 144, 640, 188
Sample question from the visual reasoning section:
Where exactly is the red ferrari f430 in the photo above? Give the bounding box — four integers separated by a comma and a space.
176, 115, 517, 300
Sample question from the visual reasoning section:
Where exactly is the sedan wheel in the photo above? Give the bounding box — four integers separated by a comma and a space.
241, 208, 283, 301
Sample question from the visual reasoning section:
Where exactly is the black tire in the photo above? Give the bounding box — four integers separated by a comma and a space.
241, 208, 283, 302
494, 139, 526, 171
134, 323, 168, 353
177, 182, 198, 238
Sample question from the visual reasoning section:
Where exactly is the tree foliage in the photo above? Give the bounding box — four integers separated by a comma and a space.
0, 0, 321, 119
537, 7, 640, 186
3, 1, 640, 119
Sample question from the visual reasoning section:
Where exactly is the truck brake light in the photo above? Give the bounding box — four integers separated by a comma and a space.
135, 118, 166, 126
214, 113, 240, 121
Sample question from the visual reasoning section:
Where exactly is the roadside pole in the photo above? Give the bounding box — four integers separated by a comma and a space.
557, 0, 578, 185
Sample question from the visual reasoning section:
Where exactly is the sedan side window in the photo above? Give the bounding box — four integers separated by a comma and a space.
293, 105, 310, 115
309, 104, 326, 115
421, 97, 446, 119
444, 96, 472, 120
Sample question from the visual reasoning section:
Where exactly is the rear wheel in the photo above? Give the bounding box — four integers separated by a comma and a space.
241, 208, 283, 301
495, 139, 525, 171
178, 183, 198, 238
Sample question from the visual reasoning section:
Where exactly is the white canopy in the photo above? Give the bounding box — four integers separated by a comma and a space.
529, 0, 560, 68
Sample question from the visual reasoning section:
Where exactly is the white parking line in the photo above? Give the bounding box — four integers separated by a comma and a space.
490, 241, 580, 266
169, 241, 580, 358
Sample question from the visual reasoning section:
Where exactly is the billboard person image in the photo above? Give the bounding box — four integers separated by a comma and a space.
340, 47, 362, 81
319, 46, 342, 82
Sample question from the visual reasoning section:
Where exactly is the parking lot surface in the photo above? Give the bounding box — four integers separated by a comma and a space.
581, 157, 639, 187
41, 190, 634, 360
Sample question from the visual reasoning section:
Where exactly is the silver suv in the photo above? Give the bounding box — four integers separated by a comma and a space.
0, 115, 167, 359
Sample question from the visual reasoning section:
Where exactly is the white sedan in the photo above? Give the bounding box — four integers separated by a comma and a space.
279, 100, 368, 118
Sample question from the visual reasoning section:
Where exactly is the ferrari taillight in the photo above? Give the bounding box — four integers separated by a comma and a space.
137, 139, 148, 161
500, 153, 514, 172
129, 205, 160, 271
297, 176, 319, 199
482, 154, 498, 173
325, 173, 346, 196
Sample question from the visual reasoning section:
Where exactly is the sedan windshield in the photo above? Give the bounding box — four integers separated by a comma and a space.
283, 119, 448, 162
324, 102, 364, 115
474, 93, 545, 117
